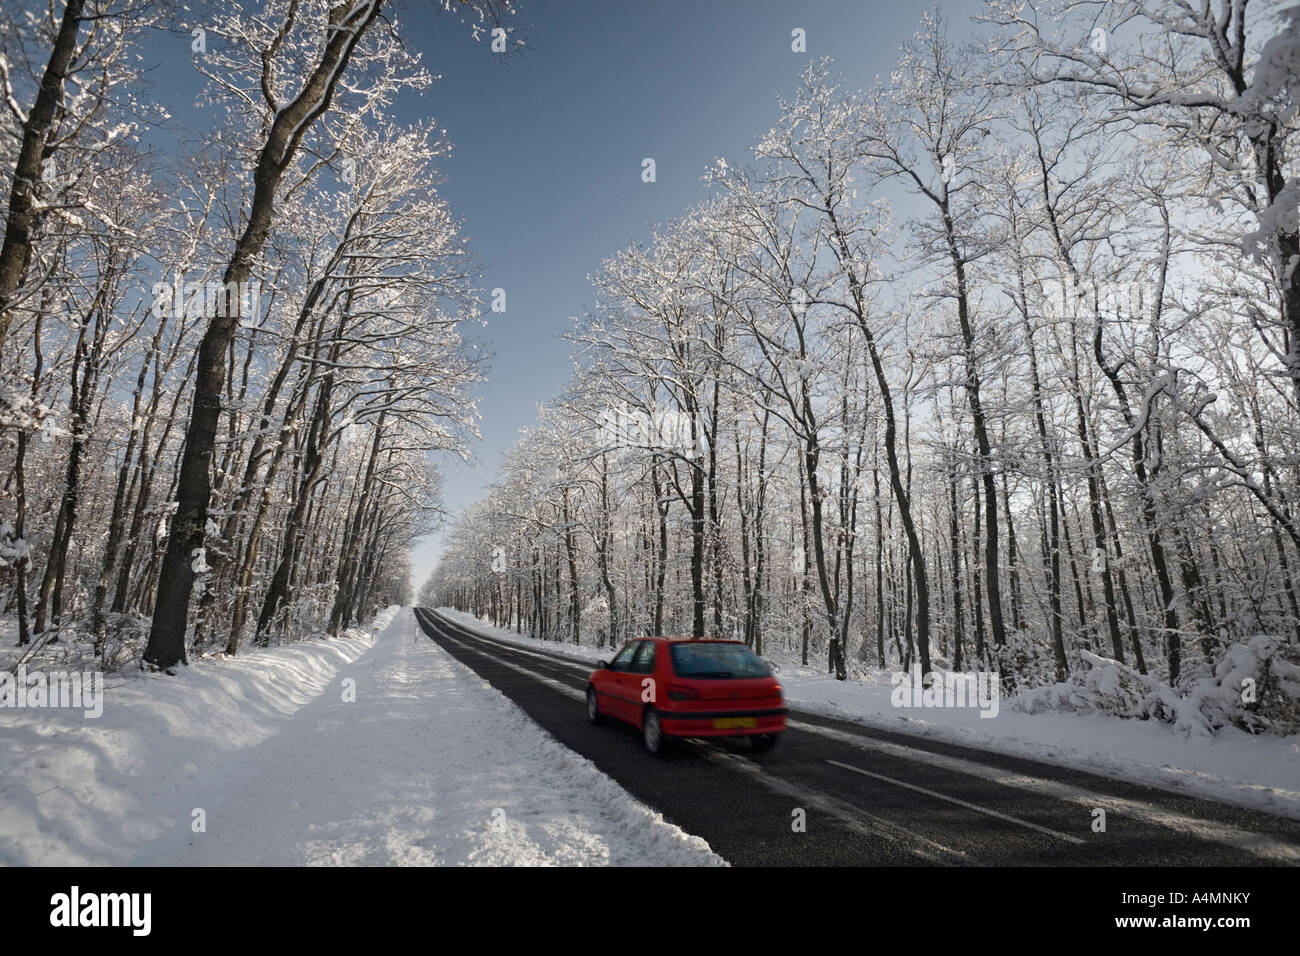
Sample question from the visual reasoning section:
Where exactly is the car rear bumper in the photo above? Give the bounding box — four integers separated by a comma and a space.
659, 707, 787, 737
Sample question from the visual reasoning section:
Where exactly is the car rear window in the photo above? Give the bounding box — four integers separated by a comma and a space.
670, 642, 771, 679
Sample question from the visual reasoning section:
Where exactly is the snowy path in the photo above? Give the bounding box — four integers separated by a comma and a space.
130, 610, 720, 866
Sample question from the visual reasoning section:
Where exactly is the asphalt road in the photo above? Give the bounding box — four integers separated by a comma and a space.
412, 607, 1300, 867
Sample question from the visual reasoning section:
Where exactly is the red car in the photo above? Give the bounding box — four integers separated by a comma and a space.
585, 637, 787, 756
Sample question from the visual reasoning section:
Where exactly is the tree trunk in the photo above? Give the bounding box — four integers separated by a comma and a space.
144, 0, 386, 669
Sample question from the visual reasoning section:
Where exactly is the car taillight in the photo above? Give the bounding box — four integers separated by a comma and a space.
667, 685, 699, 701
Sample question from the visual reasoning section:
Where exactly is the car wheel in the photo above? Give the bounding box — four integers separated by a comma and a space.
750, 733, 778, 753
586, 686, 605, 725
642, 708, 668, 756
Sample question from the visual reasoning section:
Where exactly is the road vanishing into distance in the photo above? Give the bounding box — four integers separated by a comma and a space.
412, 608, 1300, 867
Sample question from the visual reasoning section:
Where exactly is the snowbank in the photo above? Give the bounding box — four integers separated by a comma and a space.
0, 610, 394, 865
0, 607, 723, 866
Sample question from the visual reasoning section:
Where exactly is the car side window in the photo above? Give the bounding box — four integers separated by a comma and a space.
608, 643, 637, 671
630, 641, 657, 675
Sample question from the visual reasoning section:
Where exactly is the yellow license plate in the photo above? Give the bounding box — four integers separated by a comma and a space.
713, 717, 757, 729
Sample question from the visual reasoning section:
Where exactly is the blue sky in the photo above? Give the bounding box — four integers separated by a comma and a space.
145, 0, 989, 588
397, 0, 992, 588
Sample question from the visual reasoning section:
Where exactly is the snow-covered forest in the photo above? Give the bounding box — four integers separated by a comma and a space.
427, 3, 1300, 736
4, 0, 1300, 882
1, 0, 1298, 742
0, 0, 514, 667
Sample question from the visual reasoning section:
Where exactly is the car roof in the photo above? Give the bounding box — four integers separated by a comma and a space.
639, 635, 744, 644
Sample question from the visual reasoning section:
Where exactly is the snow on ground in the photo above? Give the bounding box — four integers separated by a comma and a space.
438, 608, 1300, 821
0, 608, 723, 866
0, 612, 385, 866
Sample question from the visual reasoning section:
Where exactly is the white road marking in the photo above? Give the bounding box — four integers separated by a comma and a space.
795, 719, 1300, 864
827, 758, 1085, 844
701, 746, 970, 864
